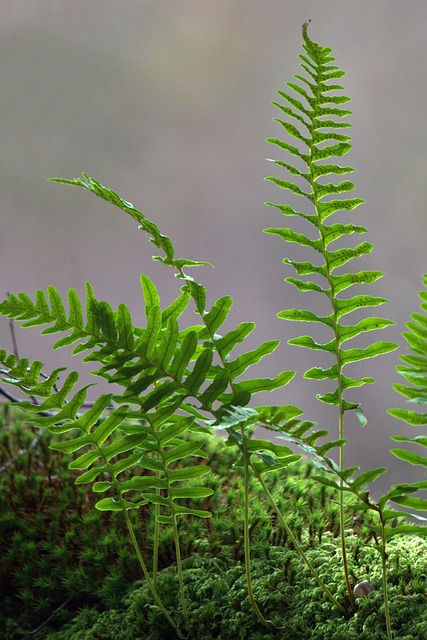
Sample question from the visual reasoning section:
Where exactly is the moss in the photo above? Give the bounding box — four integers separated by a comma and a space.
1, 409, 426, 639
40, 536, 427, 640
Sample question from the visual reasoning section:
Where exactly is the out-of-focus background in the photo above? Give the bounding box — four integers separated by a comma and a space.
1, 1, 427, 497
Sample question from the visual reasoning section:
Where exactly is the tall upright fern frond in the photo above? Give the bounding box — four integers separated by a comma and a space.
264, 21, 397, 603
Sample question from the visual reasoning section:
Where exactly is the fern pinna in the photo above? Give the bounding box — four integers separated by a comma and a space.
264, 21, 397, 604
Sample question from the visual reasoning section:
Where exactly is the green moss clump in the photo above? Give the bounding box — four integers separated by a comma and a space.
41, 536, 427, 640
1, 408, 427, 640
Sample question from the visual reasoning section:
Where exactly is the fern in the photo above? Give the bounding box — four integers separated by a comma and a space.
2, 22, 427, 639
387, 274, 427, 514
264, 20, 397, 605
0, 175, 302, 630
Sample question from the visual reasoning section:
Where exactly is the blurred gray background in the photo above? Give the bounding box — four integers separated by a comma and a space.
1, 1, 427, 498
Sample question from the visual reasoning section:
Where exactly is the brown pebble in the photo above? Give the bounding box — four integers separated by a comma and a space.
353, 580, 375, 599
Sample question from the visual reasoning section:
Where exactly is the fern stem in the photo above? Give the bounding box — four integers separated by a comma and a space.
150, 423, 190, 633
170, 508, 190, 632
338, 408, 354, 606
379, 515, 393, 640
241, 430, 275, 630
152, 487, 160, 588
307, 103, 355, 607
254, 468, 346, 614
122, 505, 177, 631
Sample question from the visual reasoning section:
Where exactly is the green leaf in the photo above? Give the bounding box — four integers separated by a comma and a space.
271, 101, 310, 131
233, 371, 295, 395
158, 418, 191, 446
277, 308, 333, 327
391, 496, 427, 511
170, 487, 214, 499
317, 198, 365, 222
337, 317, 394, 345
305, 365, 338, 381
117, 303, 134, 350
203, 296, 233, 335
316, 180, 355, 201
96, 497, 144, 512
264, 202, 317, 226
173, 258, 213, 269
168, 465, 211, 482
184, 278, 207, 315
141, 493, 170, 507
340, 342, 397, 367
173, 506, 212, 518
265, 176, 312, 200
264, 227, 321, 252
185, 348, 214, 393
351, 468, 387, 492
69, 449, 101, 470
266, 137, 310, 163
389, 448, 427, 467
327, 243, 373, 271
215, 323, 255, 359
335, 295, 388, 319
163, 440, 206, 466
103, 434, 147, 462
199, 369, 230, 406
283, 258, 326, 277
254, 454, 301, 475
388, 409, 427, 426
144, 306, 162, 359
161, 292, 190, 324
169, 331, 198, 380
285, 277, 328, 294
49, 434, 91, 454
157, 317, 179, 368
92, 481, 112, 493
246, 438, 295, 458
68, 288, 84, 328
91, 405, 129, 446
225, 340, 280, 378
288, 336, 334, 352
379, 524, 427, 540
390, 435, 427, 447
75, 467, 105, 485
312, 142, 352, 161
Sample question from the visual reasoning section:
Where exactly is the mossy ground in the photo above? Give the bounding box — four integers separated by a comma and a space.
1, 406, 426, 639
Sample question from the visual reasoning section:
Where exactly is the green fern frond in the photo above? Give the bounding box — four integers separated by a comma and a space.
387, 274, 427, 515
265, 22, 397, 414
265, 22, 399, 605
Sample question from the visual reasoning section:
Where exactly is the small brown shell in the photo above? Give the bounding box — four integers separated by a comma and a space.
353, 580, 375, 599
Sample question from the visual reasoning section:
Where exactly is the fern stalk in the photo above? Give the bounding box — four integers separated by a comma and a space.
152, 480, 160, 588
241, 427, 275, 631
170, 510, 190, 632
122, 505, 178, 632
309, 152, 354, 604
379, 515, 393, 640
253, 465, 346, 613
